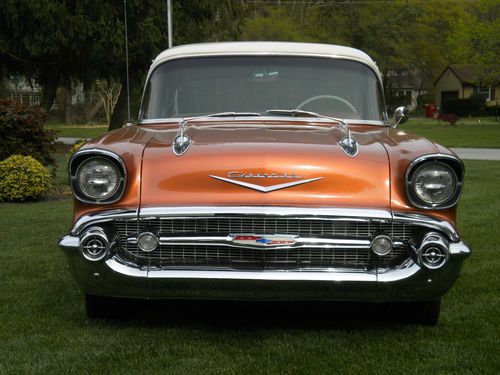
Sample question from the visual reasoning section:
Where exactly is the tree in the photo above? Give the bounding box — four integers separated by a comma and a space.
447, 0, 500, 85
0, 1, 165, 128
241, 7, 306, 41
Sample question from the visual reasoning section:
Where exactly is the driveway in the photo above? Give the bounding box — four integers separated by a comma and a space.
451, 148, 500, 161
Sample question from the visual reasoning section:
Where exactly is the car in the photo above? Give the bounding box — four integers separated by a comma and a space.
59, 42, 471, 324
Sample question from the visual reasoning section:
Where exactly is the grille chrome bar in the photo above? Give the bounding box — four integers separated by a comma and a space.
126, 234, 405, 250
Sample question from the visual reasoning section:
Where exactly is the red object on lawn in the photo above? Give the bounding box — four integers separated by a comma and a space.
424, 103, 437, 118
424, 104, 437, 118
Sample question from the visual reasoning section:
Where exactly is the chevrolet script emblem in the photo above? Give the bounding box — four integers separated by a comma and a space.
209, 171, 322, 193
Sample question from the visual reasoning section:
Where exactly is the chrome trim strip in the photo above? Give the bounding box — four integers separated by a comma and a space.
158, 235, 371, 249
138, 53, 387, 125
449, 240, 471, 257
392, 212, 459, 241
69, 207, 460, 242
59, 234, 80, 250
209, 175, 323, 193
139, 116, 387, 126
139, 206, 392, 220
72, 209, 138, 235
105, 257, 377, 281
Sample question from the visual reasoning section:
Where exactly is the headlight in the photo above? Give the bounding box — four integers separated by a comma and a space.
406, 156, 463, 209
413, 162, 456, 204
70, 150, 126, 204
76, 157, 120, 200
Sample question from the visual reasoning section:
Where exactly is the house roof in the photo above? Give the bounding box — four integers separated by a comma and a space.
387, 69, 432, 90
434, 65, 499, 86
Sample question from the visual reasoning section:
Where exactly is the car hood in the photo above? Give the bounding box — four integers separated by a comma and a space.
140, 122, 391, 209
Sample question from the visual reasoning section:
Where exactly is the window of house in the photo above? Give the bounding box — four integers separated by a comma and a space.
476, 86, 492, 101
396, 90, 412, 104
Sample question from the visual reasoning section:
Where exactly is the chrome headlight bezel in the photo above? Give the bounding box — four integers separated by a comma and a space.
69, 149, 127, 204
405, 154, 464, 210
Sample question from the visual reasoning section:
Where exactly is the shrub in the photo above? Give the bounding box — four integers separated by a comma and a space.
441, 94, 487, 117
437, 113, 460, 126
0, 155, 51, 202
0, 99, 57, 166
441, 98, 474, 116
469, 93, 487, 113
68, 139, 87, 157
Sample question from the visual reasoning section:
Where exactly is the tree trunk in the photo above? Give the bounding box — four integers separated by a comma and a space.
40, 67, 60, 113
85, 99, 104, 122
63, 80, 73, 124
108, 82, 128, 131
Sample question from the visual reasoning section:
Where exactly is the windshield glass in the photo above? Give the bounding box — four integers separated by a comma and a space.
141, 56, 385, 121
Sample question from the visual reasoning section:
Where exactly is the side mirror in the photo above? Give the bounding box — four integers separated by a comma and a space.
393, 106, 409, 127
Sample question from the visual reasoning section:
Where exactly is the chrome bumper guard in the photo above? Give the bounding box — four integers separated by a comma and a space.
59, 207, 471, 301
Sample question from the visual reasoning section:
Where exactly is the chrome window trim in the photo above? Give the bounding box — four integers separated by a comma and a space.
138, 53, 388, 124
405, 153, 464, 210
70, 206, 460, 241
138, 117, 387, 126
69, 148, 128, 205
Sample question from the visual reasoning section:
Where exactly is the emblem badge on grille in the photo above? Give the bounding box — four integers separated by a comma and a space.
231, 234, 298, 247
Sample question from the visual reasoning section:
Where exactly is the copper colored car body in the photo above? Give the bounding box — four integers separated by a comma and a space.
59, 42, 470, 324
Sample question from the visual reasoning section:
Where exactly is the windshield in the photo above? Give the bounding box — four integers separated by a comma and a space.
141, 56, 385, 122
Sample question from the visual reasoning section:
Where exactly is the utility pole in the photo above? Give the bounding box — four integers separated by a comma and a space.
167, 0, 173, 48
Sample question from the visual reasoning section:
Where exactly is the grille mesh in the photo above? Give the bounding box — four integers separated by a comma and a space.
114, 216, 415, 270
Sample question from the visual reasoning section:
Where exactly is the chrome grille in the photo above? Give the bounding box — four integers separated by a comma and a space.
114, 216, 415, 270
115, 217, 414, 239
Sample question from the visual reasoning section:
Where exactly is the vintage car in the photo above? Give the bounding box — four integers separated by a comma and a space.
59, 42, 470, 324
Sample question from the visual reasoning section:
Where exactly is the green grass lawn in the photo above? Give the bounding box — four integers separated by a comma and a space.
0, 160, 498, 374
46, 122, 108, 139
404, 117, 500, 148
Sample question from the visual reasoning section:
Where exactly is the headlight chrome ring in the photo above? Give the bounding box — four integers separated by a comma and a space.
405, 155, 463, 209
70, 149, 127, 204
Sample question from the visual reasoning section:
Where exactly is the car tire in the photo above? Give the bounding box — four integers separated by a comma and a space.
84, 293, 114, 319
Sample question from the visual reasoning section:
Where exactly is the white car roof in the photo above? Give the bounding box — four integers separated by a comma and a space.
150, 42, 380, 78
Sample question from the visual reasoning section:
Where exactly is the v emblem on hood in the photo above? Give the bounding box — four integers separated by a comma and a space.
209, 175, 323, 193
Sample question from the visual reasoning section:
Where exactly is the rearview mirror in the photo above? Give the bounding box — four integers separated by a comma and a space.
393, 106, 409, 127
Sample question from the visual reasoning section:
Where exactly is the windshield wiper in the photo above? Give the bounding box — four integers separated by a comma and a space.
266, 109, 358, 157
266, 108, 345, 126
193, 111, 262, 119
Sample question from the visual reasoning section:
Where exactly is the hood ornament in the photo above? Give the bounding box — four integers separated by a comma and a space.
172, 119, 192, 156
210, 173, 322, 193
339, 126, 359, 157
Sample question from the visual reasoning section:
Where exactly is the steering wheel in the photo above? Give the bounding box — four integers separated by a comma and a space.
297, 95, 358, 116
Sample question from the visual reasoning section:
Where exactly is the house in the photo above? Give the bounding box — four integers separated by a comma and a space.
386, 70, 430, 112
3, 75, 88, 108
434, 65, 499, 108
5, 75, 41, 106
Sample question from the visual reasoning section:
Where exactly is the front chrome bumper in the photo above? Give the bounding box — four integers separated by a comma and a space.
59, 207, 471, 302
